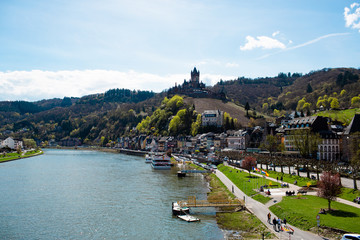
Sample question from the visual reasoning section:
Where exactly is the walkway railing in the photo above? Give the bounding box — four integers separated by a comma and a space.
178, 196, 244, 208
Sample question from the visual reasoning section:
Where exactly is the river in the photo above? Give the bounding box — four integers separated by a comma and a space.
0, 149, 224, 239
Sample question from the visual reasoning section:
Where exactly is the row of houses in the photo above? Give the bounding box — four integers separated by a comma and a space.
117, 114, 359, 163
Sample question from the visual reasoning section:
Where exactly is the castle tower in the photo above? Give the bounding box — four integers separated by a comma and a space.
191, 67, 200, 88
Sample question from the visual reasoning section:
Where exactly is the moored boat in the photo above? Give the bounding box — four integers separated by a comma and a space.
151, 154, 172, 170
172, 202, 190, 215
145, 153, 152, 163
177, 214, 200, 222
177, 171, 186, 177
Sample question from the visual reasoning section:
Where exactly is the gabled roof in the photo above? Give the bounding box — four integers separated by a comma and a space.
344, 114, 360, 135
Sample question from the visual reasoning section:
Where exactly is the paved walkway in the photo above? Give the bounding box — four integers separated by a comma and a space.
215, 167, 328, 240
257, 164, 360, 190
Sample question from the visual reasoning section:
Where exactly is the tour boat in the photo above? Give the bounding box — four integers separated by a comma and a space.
172, 202, 190, 215
151, 154, 172, 169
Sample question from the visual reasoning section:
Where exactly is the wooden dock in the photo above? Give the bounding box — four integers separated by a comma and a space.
178, 196, 244, 208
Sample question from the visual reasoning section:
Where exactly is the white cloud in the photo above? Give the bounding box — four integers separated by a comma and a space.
272, 31, 280, 37
344, 2, 360, 32
240, 35, 286, 51
0, 70, 235, 101
225, 62, 240, 68
257, 33, 350, 60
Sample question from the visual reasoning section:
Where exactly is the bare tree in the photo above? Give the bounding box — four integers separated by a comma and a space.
317, 171, 342, 211
349, 133, 360, 190
242, 156, 257, 176
291, 129, 322, 178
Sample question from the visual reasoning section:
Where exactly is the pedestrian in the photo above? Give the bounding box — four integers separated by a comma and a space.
272, 217, 277, 231
232, 185, 234, 193
277, 218, 281, 231
280, 176, 283, 182
267, 212, 271, 223
277, 176, 278, 181
283, 217, 287, 225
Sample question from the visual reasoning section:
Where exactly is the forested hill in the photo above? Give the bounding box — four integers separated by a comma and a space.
210, 68, 360, 114
211, 72, 302, 110
0, 88, 161, 145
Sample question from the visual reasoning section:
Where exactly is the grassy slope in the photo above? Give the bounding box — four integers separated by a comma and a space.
184, 97, 271, 127
270, 195, 360, 233
314, 108, 360, 125
218, 164, 271, 204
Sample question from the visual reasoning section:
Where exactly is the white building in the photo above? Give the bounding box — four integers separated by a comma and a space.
1, 137, 23, 150
201, 110, 223, 127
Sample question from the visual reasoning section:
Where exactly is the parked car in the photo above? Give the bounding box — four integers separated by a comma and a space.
341, 233, 360, 240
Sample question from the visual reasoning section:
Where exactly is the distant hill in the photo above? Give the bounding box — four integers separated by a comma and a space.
277, 68, 360, 110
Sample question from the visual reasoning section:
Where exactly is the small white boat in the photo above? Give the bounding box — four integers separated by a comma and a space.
172, 202, 190, 215
177, 214, 200, 222
145, 154, 152, 163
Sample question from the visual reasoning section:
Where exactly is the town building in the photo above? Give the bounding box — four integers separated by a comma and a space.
1, 137, 23, 150
201, 110, 223, 128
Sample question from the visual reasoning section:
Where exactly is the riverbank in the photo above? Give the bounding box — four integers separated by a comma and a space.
0, 149, 43, 163
44, 146, 147, 156
188, 163, 274, 239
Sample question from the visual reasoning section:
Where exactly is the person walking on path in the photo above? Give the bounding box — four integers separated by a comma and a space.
267, 212, 271, 223
277, 218, 282, 231
283, 217, 287, 225
272, 217, 277, 231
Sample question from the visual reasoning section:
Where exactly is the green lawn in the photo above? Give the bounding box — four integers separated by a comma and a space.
263, 169, 317, 187
314, 108, 360, 125
218, 164, 272, 204
340, 187, 360, 202
0, 149, 43, 162
270, 195, 360, 233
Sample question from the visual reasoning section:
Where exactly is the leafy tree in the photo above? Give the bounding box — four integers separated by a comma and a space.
317, 171, 342, 211
23, 138, 37, 149
340, 89, 347, 97
262, 103, 269, 112
242, 156, 257, 176
191, 114, 201, 136
168, 115, 181, 135
351, 96, 360, 108
296, 98, 308, 111
330, 97, 339, 109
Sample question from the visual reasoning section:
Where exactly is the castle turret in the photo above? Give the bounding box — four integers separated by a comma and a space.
191, 67, 200, 88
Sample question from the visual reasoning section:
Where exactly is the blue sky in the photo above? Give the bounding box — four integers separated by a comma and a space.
1, 0, 360, 101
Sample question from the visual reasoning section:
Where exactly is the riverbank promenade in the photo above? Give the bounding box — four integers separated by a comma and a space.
215, 169, 325, 240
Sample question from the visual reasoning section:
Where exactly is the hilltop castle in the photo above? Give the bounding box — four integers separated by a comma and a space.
168, 67, 225, 99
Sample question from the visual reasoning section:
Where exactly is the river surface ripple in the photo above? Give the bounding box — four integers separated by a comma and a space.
0, 149, 224, 240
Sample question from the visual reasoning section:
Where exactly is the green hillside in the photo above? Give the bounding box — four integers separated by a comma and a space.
314, 108, 360, 125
